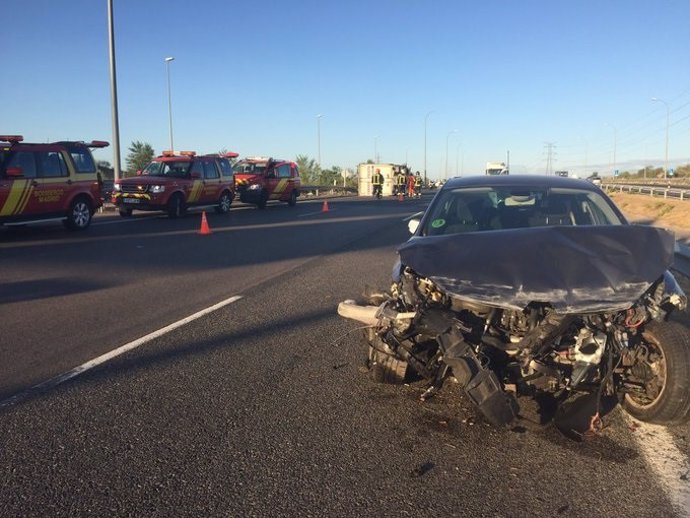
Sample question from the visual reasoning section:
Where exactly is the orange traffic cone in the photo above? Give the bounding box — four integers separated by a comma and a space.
322, 200, 329, 212
198, 210, 212, 235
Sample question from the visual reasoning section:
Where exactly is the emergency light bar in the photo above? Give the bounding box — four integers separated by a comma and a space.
162, 150, 176, 157
223, 151, 239, 158
87, 140, 110, 148
0, 135, 24, 143
180, 151, 196, 157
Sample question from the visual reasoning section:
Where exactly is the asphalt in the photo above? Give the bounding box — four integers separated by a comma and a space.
0, 195, 683, 517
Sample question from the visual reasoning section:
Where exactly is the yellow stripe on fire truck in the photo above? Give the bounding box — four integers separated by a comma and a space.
269, 179, 288, 199
188, 180, 203, 203
15, 181, 36, 214
0, 180, 31, 216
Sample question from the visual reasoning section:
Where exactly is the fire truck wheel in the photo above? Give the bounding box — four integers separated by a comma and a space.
167, 193, 184, 218
257, 191, 268, 210
64, 196, 93, 231
119, 208, 133, 217
287, 191, 297, 207
215, 190, 232, 214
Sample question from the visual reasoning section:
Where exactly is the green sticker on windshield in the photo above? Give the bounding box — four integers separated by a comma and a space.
431, 218, 446, 228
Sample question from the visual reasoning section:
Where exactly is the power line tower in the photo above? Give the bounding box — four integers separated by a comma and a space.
544, 142, 557, 175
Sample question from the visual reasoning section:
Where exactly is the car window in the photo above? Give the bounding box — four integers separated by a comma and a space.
203, 160, 219, 179
38, 151, 68, 178
4, 151, 38, 178
218, 158, 233, 177
278, 164, 290, 178
422, 186, 624, 236
142, 160, 191, 177
69, 146, 97, 174
190, 160, 204, 178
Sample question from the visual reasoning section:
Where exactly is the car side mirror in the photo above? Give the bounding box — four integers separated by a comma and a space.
407, 211, 424, 234
5, 166, 23, 177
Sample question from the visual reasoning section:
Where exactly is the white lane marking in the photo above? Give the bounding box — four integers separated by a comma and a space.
624, 414, 690, 516
299, 209, 333, 217
0, 295, 244, 408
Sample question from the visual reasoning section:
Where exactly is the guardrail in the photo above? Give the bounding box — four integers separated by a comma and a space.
603, 184, 690, 202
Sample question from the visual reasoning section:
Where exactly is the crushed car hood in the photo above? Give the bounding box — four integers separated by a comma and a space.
397, 225, 676, 313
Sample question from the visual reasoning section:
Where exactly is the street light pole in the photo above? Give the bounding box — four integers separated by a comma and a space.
316, 114, 323, 169
424, 111, 433, 185
107, 0, 122, 181
165, 56, 175, 152
445, 129, 458, 179
652, 97, 670, 179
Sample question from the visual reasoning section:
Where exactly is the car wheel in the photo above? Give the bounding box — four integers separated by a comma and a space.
64, 197, 93, 230
215, 190, 232, 214
287, 191, 297, 207
257, 191, 268, 210
167, 194, 184, 218
623, 321, 690, 424
119, 208, 133, 217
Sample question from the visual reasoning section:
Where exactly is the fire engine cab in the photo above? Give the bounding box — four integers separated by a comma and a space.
112, 150, 238, 218
234, 157, 301, 209
0, 135, 107, 230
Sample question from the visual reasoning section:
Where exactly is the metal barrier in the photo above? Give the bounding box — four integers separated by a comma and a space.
604, 184, 690, 201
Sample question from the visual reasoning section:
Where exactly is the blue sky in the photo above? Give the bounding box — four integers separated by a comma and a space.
4, 0, 690, 179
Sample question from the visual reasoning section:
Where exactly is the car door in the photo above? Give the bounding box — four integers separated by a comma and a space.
0, 150, 43, 218
201, 159, 221, 203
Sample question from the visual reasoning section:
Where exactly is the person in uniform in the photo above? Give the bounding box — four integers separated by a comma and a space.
372, 168, 384, 198
414, 171, 422, 198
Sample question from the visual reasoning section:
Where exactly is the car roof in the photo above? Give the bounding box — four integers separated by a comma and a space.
441, 174, 600, 192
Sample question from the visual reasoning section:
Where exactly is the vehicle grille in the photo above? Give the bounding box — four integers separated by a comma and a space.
121, 184, 148, 193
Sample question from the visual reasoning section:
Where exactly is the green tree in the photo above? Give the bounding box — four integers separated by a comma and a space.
295, 154, 319, 185
125, 141, 155, 176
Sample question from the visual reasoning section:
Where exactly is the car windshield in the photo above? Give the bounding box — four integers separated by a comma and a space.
421, 186, 624, 236
142, 160, 191, 177
234, 162, 267, 175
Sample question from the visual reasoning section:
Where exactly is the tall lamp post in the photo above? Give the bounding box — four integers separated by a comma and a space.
107, 0, 122, 181
652, 97, 670, 179
165, 56, 175, 152
445, 129, 458, 179
423, 111, 434, 185
316, 114, 323, 169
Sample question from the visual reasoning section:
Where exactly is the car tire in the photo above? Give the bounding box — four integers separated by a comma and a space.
622, 321, 690, 424
257, 191, 268, 210
167, 193, 184, 218
368, 339, 408, 384
64, 197, 93, 230
119, 208, 133, 217
215, 190, 232, 214
287, 191, 297, 207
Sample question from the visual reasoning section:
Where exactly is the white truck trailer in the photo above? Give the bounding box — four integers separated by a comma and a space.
485, 162, 509, 175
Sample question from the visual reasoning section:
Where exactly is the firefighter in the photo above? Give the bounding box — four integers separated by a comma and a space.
372, 168, 384, 198
395, 168, 406, 195
414, 171, 422, 198
407, 170, 415, 198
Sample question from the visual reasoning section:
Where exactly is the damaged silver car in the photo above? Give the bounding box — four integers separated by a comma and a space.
338, 175, 689, 438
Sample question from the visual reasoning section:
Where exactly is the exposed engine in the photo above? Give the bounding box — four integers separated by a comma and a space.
339, 266, 688, 438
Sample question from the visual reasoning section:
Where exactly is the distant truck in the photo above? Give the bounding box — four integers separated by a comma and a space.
555, 171, 568, 177
485, 162, 509, 175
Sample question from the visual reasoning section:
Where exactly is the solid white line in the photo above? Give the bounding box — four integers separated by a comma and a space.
623, 414, 690, 517
0, 294, 244, 408
298, 209, 332, 217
